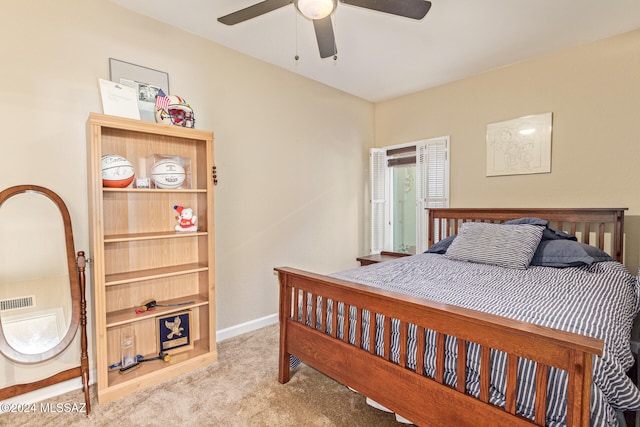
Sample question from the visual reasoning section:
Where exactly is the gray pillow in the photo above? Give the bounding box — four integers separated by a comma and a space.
444, 222, 544, 269
541, 227, 577, 241
426, 235, 456, 254
530, 240, 613, 267
504, 217, 548, 226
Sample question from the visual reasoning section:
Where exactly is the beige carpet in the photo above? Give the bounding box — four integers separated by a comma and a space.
0, 324, 404, 426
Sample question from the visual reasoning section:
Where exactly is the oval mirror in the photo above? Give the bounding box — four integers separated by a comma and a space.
0, 185, 80, 363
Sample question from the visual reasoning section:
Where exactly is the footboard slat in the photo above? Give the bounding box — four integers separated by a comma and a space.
321, 296, 327, 332
293, 288, 299, 327
580, 352, 593, 425
311, 292, 318, 329
416, 327, 426, 376
383, 316, 391, 361
356, 307, 362, 348
480, 345, 490, 403
456, 339, 466, 393
302, 290, 308, 326
435, 332, 445, 383
535, 363, 549, 425
331, 300, 337, 338
343, 303, 350, 343
368, 311, 375, 355
506, 354, 518, 414
277, 267, 603, 427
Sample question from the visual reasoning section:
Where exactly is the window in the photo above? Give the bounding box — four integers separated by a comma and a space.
370, 137, 449, 254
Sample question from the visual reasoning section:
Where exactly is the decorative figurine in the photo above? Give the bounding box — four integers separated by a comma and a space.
174, 205, 197, 232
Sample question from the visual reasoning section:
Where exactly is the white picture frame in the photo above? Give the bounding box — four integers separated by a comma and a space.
486, 112, 553, 176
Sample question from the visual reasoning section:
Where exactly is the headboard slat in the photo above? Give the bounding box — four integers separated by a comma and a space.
584, 223, 591, 245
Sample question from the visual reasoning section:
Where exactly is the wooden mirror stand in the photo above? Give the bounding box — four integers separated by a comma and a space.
0, 185, 90, 414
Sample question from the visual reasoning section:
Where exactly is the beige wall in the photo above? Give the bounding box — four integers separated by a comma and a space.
0, 1, 372, 389
375, 29, 640, 273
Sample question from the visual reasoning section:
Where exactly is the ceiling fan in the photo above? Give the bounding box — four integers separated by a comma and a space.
218, 0, 432, 59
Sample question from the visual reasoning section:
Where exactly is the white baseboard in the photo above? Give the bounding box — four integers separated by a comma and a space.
216, 313, 278, 342
0, 313, 279, 408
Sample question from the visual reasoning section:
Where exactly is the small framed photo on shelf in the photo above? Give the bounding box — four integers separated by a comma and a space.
135, 177, 151, 189
157, 310, 193, 355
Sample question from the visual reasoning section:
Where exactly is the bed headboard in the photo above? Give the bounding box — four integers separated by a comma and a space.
427, 208, 627, 263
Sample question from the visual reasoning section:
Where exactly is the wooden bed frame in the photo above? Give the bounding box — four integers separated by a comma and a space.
275, 208, 626, 427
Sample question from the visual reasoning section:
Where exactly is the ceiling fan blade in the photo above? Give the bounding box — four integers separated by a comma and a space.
313, 16, 337, 59
218, 0, 293, 25
339, 0, 431, 20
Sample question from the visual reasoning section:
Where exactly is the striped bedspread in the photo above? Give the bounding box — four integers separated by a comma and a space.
320, 253, 640, 426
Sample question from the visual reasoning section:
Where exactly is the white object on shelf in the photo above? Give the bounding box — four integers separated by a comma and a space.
98, 78, 140, 120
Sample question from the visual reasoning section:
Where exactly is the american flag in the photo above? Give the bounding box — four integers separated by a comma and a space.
155, 88, 170, 111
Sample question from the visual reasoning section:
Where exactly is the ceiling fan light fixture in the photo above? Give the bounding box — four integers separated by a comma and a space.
295, 0, 337, 20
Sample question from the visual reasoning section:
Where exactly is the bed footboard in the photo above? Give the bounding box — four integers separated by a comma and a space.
276, 267, 603, 427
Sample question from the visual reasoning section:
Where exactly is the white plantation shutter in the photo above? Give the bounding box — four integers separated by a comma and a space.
416, 137, 449, 252
425, 138, 449, 207
370, 148, 386, 253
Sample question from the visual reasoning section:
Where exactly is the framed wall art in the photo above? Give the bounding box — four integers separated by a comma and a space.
109, 58, 170, 122
486, 112, 553, 177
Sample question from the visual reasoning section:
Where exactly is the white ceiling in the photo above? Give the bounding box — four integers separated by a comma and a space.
110, 0, 640, 102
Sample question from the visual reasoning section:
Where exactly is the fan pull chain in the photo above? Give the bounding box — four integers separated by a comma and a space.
333, 16, 338, 62
294, 9, 300, 63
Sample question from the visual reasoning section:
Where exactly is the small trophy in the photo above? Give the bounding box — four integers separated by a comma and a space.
120, 326, 138, 373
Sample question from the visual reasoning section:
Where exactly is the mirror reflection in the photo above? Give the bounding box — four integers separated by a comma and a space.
0, 192, 72, 355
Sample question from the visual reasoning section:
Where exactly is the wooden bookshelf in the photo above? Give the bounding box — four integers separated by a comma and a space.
86, 113, 217, 404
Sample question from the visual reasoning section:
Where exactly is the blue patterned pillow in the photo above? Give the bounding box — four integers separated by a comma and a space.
444, 222, 544, 269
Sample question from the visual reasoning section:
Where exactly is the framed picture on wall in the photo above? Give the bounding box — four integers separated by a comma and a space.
486, 112, 553, 176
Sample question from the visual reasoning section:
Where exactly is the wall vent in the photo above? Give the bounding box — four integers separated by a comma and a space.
0, 296, 35, 312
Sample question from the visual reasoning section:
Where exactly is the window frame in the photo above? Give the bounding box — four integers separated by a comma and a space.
370, 136, 450, 254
